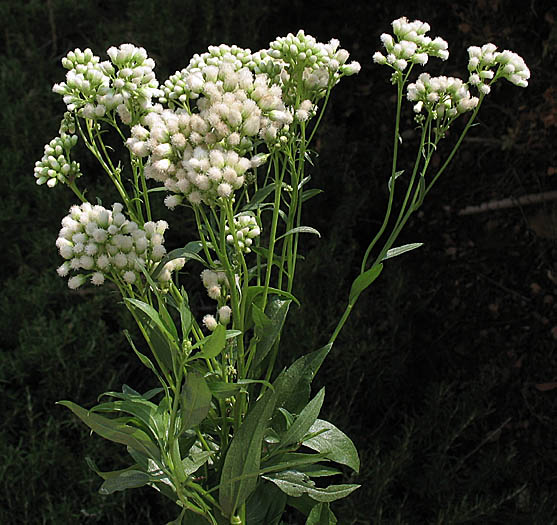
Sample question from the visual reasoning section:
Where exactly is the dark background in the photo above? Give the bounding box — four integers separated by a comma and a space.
2, 0, 556, 523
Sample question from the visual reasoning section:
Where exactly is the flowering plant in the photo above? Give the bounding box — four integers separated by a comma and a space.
36, 17, 528, 524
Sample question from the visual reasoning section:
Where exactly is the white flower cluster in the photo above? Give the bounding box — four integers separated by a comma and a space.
262, 30, 360, 101
225, 213, 261, 253
160, 44, 253, 105
52, 44, 160, 123
467, 44, 530, 94
34, 132, 80, 188
407, 73, 479, 119
373, 17, 449, 73
128, 61, 293, 206
56, 202, 171, 289
203, 305, 232, 331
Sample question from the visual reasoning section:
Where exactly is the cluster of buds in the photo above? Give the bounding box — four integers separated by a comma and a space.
34, 132, 80, 188
225, 213, 261, 253
467, 44, 530, 95
161, 44, 253, 106
407, 73, 479, 119
263, 30, 360, 101
52, 44, 160, 124
373, 17, 449, 73
56, 202, 171, 289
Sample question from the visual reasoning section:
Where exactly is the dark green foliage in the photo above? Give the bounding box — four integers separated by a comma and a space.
2, 0, 556, 523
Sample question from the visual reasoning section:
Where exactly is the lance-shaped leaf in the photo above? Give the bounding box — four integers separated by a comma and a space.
190, 324, 227, 360
219, 389, 277, 517
252, 297, 291, 369
303, 419, 360, 473
180, 372, 212, 432
245, 481, 287, 525
273, 344, 331, 417
98, 469, 153, 495
348, 263, 383, 305
151, 241, 204, 281
183, 450, 213, 476
242, 182, 277, 211
262, 470, 359, 502
57, 400, 160, 459
276, 226, 321, 241
125, 298, 177, 372
306, 503, 338, 525
90, 398, 163, 442
281, 388, 325, 448
382, 242, 423, 261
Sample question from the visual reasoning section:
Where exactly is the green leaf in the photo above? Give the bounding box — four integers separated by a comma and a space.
90, 399, 162, 442
191, 324, 227, 360
242, 183, 277, 211
348, 263, 383, 305
260, 452, 327, 475
151, 241, 205, 280
297, 464, 342, 478
252, 298, 291, 369
388, 169, 404, 192
125, 298, 177, 372
301, 188, 323, 204
207, 380, 243, 399
219, 389, 277, 517
413, 175, 426, 209
303, 419, 360, 473
179, 298, 193, 341
245, 286, 300, 308
57, 400, 160, 459
306, 503, 337, 525
281, 388, 325, 448
382, 242, 423, 261
245, 481, 287, 525
183, 450, 213, 476
262, 470, 359, 502
273, 344, 331, 417
276, 226, 321, 241
180, 372, 212, 432
99, 469, 152, 495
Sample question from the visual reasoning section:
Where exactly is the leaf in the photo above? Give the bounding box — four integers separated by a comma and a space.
301, 188, 323, 204
535, 382, 557, 391
348, 263, 383, 305
191, 324, 227, 360
252, 298, 291, 369
273, 344, 331, 418
281, 388, 325, 448
180, 372, 212, 431
183, 450, 213, 476
90, 399, 162, 442
298, 464, 342, 478
98, 469, 152, 495
57, 400, 160, 459
244, 286, 300, 308
219, 389, 277, 517
276, 226, 321, 242
413, 175, 426, 209
262, 470, 359, 502
382, 243, 423, 261
245, 481, 287, 525
151, 241, 205, 280
388, 169, 404, 192
303, 419, 360, 473
242, 183, 277, 211
306, 503, 338, 525
260, 452, 327, 475
125, 298, 177, 372
207, 380, 243, 399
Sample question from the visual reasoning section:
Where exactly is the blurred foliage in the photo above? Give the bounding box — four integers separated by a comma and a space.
2, 0, 556, 523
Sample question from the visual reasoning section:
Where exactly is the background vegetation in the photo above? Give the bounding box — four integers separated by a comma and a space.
1, 0, 556, 523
